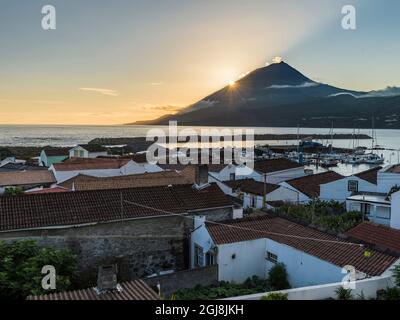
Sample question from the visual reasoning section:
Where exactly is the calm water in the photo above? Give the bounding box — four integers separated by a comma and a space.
1, 124, 399, 176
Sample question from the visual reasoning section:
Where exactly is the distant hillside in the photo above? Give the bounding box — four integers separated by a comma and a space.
129, 62, 400, 129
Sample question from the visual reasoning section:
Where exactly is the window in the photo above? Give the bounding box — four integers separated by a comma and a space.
377, 207, 391, 220
360, 203, 371, 215
205, 252, 216, 266
251, 195, 257, 208
74, 150, 84, 158
266, 251, 278, 264
194, 244, 204, 267
230, 173, 236, 181
348, 180, 359, 192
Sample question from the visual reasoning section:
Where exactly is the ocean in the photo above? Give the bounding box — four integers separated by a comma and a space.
1, 124, 399, 176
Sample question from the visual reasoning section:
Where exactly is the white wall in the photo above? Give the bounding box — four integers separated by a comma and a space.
320, 177, 377, 203
190, 217, 215, 269
391, 191, 400, 229
377, 170, 400, 193
265, 239, 344, 288
346, 201, 391, 226
218, 240, 267, 283
217, 238, 346, 287
223, 274, 397, 300
209, 165, 261, 182
50, 161, 163, 183
279, 182, 310, 204
254, 167, 305, 184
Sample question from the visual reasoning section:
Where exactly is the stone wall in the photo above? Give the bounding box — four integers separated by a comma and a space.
0, 207, 232, 287
145, 266, 218, 298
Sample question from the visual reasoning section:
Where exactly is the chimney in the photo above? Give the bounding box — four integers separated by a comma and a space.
194, 164, 210, 189
96, 264, 118, 294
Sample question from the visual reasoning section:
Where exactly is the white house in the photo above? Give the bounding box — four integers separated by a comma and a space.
320, 167, 381, 203
39, 148, 69, 167
50, 158, 163, 183
208, 164, 261, 182
190, 216, 397, 288
279, 171, 344, 204
377, 164, 400, 193
253, 159, 306, 184
69, 144, 109, 159
222, 179, 299, 209
346, 164, 400, 228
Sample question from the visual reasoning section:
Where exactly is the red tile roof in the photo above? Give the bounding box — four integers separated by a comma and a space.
346, 222, 400, 255
285, 171, 344, 198
355, 166, 382, 185
53, 158, 131, 171
27, 187, 69, 194
0, 183, 233, 232
59, 167, 195, 191
206, 216, 396, 276
0, 170, 56, 187
224, 179, 280, 196
254, 159, 303, 174
27, 279, 159, 300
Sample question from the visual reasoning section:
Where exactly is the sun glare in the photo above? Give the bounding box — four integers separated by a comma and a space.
229, 80, 236, 87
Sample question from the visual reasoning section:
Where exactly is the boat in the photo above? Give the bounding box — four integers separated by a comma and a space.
363, 153, 385, 164
320, 159, 339, 168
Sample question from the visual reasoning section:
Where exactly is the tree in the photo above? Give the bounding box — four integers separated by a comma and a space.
268, 263, 290, 291
0, 240, 77, 299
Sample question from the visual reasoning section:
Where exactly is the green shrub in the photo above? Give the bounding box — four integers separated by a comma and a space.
268, 263, 290, 291
4, 187, 24, 196
261, 292, 288, 300
392, 265, 400, 287
277, 200, 363, 233
380, 287, 400, 300
0, 240, 77, 299
174, 276, 269, 300
335, 287, 353, 300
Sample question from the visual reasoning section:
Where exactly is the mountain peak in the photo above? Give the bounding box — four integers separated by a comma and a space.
238, 61, 313, 87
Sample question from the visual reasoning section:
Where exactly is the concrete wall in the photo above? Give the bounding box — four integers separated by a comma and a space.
218, 240, 267, 283
145, 266, 218, 299
320, 177, 377, 203
391, 191, 400, 229
223, 275, 397, 300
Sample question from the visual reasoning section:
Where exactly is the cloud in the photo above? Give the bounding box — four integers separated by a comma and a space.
79, 88, 119, 96
266, 82, 319, 89
361, 86, 400, 98
272, 56, 283, 64
144, 104, 183, 112
328, 87, 400, 99
148, 82, 164, 86
328, 92, 359, 98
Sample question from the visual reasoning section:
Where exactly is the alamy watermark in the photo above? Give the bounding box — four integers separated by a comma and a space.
41, 5, 56, 30
145, 121, 255, 176
41, 265, 57, 290
342, 5, 356, 30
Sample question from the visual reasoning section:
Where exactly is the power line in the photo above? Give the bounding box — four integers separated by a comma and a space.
122, 199, 364, 248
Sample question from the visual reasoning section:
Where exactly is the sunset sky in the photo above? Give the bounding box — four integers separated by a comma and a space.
1, 0, 400, 125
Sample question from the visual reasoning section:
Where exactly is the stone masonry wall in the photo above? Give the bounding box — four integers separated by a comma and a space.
0, 207, 232, 287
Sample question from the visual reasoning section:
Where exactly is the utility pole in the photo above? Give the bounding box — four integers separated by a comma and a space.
262, 173, 267, 209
